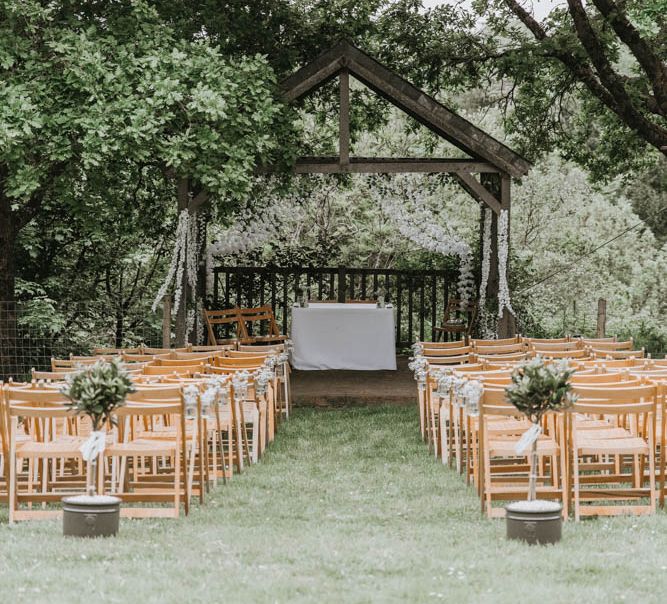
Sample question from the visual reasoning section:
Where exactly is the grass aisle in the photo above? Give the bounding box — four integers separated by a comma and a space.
1, 405, 666, 603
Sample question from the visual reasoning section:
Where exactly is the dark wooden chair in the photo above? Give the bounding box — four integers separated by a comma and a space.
202, 308, 244, 345
237, 306, 287, 345
433, 299, 477, 343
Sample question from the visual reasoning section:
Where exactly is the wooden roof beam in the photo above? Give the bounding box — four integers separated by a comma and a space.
289, 157, 503, 174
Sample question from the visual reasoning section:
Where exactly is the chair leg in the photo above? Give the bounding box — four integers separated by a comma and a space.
483, 445, 492, 517
9, 442, 17, 524
573, 448, 581, 522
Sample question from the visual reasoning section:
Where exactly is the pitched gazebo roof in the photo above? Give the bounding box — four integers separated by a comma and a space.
280, 40, 531, 179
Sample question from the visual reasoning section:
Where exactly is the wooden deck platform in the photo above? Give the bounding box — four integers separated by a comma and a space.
291, 355, 415, 407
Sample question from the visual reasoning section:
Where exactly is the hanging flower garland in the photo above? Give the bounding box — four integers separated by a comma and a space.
478, 205, 492, 308
497, 209, 515, 318
205, 195, 306, 295
152, 209, 199, 314
372, 183, 475, 306
478, 205, 495, 337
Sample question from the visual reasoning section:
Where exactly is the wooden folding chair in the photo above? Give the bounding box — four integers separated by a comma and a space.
51, 357, 97, 371
203, 308, 243, 345
31, 369, 72, 381
142, 365, 203, 377
237, 306, 287, 345
142, 347, 191, 355
591, 348, 645, 360
569, 384, 658, 519
478, 388, 566, 518
471, 336, 522, 347
583, 339, 633, 351
476, 352, 528, 363
474, 342, 527, 357
523, 336, 571, 345
93, 347, 142, 355
229, 348, 291, 417
105, 398, 185, 518
433, 299, 477, 343
206, 364, 268, 465
4, 386, 89, 522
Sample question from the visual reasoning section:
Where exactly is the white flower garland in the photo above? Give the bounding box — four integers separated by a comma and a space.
152, 209, 199, 315
497, 209, 515, 318
478, 205, 496, 338
479, 205, 492, 309
205, 195, 306, 295
372, 183, 475, 306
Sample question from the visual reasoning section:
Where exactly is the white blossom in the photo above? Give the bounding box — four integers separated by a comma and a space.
370, 179, 475, 306
497, 209, 515, 318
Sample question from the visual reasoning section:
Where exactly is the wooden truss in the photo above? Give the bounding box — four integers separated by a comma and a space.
278, 40, 532, 335
280, 40, 531, 216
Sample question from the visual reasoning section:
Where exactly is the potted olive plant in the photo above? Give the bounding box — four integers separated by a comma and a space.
504, 357, 575, 545
61, 359, 135, 537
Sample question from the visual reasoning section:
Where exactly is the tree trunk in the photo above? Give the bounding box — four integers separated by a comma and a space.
0, 195, 17, 379
114, 309, 124, 348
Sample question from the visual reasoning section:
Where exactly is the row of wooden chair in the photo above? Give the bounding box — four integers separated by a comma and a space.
0, 344, 291, 522
416, 336, 644, 365
411, 340, 666, 520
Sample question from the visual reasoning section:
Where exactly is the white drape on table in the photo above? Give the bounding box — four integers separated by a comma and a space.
291, 303, 397, 370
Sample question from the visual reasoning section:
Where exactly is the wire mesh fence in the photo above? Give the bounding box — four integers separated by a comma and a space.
0, 300, 165, 381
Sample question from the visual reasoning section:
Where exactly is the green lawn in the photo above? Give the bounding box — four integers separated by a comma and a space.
1, 405, 666, 603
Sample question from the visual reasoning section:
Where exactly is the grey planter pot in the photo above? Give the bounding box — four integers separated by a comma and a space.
62, 495, 121, 538
505, 500, 562, 545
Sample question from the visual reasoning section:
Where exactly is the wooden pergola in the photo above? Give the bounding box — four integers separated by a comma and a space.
279, 41, 532, 337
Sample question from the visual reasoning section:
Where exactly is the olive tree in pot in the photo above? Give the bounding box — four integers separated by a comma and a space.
61, 359, 135, 538
504, 357, 575, 545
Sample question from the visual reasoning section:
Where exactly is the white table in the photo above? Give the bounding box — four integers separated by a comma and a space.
291, 303, 397, 370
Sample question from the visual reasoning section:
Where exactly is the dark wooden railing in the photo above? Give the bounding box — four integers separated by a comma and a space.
211, 266, 458, 348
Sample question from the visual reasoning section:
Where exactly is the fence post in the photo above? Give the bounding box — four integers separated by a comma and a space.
162, 296, 171, 348
596, 298, 607, 338
337, 266, 346, 303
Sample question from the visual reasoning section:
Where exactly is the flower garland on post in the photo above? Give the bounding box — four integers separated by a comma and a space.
478, 205, 495, 338
497, 209, 515, 319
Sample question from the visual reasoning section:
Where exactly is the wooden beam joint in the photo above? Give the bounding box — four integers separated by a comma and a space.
455, 172, 502, 214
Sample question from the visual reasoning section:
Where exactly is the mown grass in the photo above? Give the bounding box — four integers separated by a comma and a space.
1, 405, 666, 603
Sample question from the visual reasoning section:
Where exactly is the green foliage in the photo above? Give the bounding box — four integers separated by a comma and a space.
62, 359, 135, 430
1, 1, 296, 294
506, 358, 576, 423
364, 1, 667, 180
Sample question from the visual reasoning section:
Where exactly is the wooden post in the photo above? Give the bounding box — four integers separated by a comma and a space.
339, 69, 350, 167
596, 298, 607, 338
337, 266, 346, 303
162, 296, 171, 348
480, 174, 500, 300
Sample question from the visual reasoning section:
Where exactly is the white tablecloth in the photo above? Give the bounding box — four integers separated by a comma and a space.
291, 303, 397, 370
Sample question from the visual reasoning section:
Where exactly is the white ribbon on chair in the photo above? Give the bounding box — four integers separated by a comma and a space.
80, 430, 107, 462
